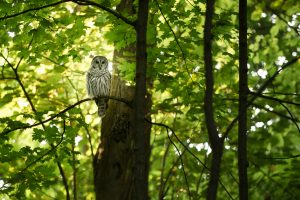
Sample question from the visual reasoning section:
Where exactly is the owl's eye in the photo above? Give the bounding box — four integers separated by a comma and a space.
95, 60, 100, 64
102, 61, 106, 64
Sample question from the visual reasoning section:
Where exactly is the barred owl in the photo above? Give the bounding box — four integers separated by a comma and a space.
86, 56, 111, 117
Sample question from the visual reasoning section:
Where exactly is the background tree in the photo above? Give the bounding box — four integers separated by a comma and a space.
0, 0, 299, 199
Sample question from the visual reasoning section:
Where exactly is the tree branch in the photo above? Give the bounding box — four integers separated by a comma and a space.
250, 160, 296, 199
20, 120, 66, 174
262, 154, 300, 160
165, 127, 191, 199
2, 120, 67, 191
278, 102, 300, 133
71, 0, 136, 26
1, 51, 71, 200
146, 119, 233, 200
66, 76, 94, 158
154, 0, 196, 83
248, 56, 300, 105
266, 6, 300, 36
2, 96, 132, 136
261, 92, 300, 96
161, 149, 186, 199
250, 91, 300, 107
0, 0, 135, 27
145, 118, 208, 170
251, 103, 299, 122
0, 1, 68, 21
154, 0, 185, 60
223, 56, 300, 138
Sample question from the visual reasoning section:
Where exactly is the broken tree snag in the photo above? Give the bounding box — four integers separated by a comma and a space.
92, 0, 136, 199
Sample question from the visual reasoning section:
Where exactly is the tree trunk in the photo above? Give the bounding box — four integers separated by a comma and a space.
93, 73, 135, 200
203, 0, 224, 199
93, 1, 134, 200
238, 0, 248, 199
133, 0, 150, 199
93, 1, 151, 200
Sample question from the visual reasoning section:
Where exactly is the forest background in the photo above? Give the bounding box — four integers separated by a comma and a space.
0, 0, 299, 199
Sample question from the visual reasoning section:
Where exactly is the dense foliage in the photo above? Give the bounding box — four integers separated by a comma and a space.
0, 0, 299, 199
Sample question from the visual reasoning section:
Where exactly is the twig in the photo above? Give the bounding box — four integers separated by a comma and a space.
8, 120, 66, 181
251, 103, 299, 122
261, 154, 300, 160
261, 92, 300, 96
154, 0, 185, 61
248, 56, 300, 105
159, 141, 170, 199
250, 92, 300, 107
161, 149, 186, 199
145, 119, 208, 170
166, 127, 191, 199
154, 0, 195, 82
250, 92, 300, 132
278, 102, 300, 133
66, 76, 94, 157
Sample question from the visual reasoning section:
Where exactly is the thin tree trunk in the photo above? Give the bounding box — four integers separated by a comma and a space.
203, 0, 224, 199
238, 0, 248, 199
133, 0, 150, 199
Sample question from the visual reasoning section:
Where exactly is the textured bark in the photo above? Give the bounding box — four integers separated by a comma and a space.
238, 0, 248, 199
93, 1, 151, 199
93, 74, 135, 200
203, 0, 224, 199
93, 1, 135, 200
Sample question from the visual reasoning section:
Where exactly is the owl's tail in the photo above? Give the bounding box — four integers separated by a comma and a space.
95, 98, 108, 117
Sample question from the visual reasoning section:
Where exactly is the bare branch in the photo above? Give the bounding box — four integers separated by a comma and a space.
250, 160, 296, 199
223, 56, 300, 138
0, 0, 135, 27
278, 102, 300, 133
248, 56, 300, 105
0, 1, 68, 21
266, 6, 300, 36
145, 119, 208, 170
71, 0, 136, 26
251, 103, 299, 122
165, 127, 191, 199
2, 96, 131, 136
262, 154, 300, 160
146, 119, 233, 200
250, 91, 300, 107
262, 92, 300, 96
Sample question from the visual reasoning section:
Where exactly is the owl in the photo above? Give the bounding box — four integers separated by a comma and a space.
86, 56, 111, 117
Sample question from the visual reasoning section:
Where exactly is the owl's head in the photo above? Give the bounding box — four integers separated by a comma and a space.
91, 56, 108, 70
